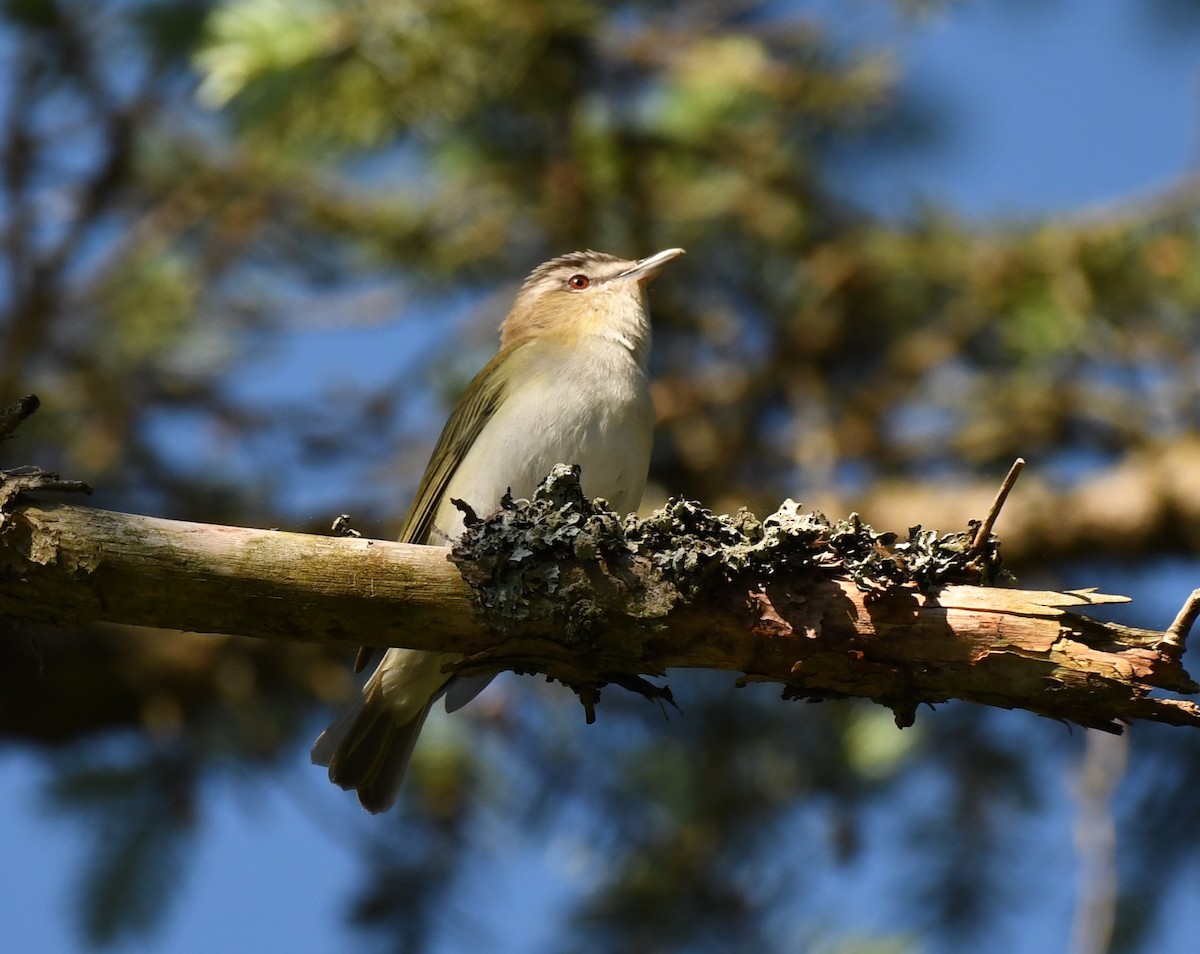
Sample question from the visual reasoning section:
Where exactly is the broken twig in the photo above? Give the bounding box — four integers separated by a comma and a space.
971, 457, 1025, 555
0, 395, 40, 442
0, 468, 94, 514
1162, 588, 1200, 654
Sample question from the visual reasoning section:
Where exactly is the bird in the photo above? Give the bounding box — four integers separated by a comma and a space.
311, 247, 685, 812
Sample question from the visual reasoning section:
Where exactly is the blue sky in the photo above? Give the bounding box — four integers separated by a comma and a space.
5, 3, 1200, 952
854, 0, 1199, 220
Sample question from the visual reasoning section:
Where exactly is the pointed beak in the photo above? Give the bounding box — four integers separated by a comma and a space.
619, 247, 685, 285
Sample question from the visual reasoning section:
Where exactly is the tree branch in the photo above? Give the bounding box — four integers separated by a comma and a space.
2, 466, 1198, 734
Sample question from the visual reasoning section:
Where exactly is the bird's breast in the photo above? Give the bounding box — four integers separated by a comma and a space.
432, 347, 653, 539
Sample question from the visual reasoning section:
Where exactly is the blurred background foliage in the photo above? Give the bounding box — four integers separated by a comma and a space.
3, 0, 1200, 951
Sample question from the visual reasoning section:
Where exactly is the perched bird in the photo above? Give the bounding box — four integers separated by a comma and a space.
312, 247, 685, 812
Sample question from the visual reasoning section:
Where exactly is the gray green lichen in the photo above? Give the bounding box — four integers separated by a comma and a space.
449, 464, 1009, 633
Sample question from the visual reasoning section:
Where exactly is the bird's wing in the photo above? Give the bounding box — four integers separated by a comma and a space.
353, 348, 510, 674
396, 348, 510, 545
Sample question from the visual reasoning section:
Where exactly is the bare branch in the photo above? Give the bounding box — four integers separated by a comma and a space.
1069, 731, 1128, 954
1, 475, 1198, 733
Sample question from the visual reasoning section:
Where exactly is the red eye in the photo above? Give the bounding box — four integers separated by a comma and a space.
567, 274, 591, 290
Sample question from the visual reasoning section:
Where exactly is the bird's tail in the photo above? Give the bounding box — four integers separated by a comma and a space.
311, 687, 432, 814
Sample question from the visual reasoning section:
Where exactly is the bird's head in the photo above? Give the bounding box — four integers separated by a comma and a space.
500, 248, 685, 364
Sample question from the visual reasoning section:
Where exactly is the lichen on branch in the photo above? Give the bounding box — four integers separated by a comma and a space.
449, 465, 1200, 732
2, 431, 1199, 734
451, 463, 1010, 618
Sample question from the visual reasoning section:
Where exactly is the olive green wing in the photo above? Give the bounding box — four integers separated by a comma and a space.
353, 350, 509, 674
396, 349, 510, 545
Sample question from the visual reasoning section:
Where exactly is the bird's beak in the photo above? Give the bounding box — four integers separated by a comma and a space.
619, 247, 686, 285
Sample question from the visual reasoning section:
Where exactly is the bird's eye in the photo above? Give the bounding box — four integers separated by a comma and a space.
567, 274, 591, 290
